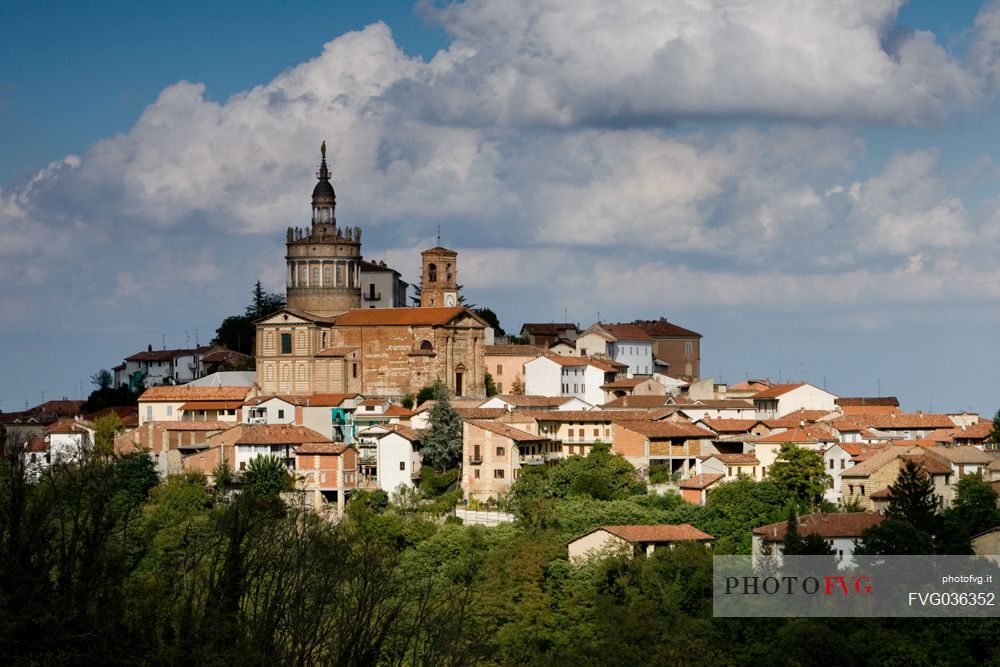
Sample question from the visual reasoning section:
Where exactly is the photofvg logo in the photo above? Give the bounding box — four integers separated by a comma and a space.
713, 556, 1000, 618
724, 574, 872, 596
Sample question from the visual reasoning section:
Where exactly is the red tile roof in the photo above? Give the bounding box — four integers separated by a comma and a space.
600, 378, 648, 390
484, 344, 546, 356
466, 420, 548, 442
699, 419, 762, 433
295, 443, 349, 455
600, 524, 713, 542
618, 421, 715, 439
710, 453, 759, 464
754, 426, 837, 444
307, 393, 360, 407
630, 319, 702, 338
529, 409, 676, 422
829, 413, 957, 430
316, 347, 358, 357
677, 473, 724, 489
753, 512, 883, 541
139, 386, 251, 402
180, 401, 244, 410
236, 424, 332, 445
836, 397, 900, 407
752, 383, 808, 399
335, 307, 472, 327
602, 324, 652, 341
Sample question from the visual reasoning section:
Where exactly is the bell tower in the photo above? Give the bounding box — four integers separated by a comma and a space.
285, 142, 363, 316
420, 246, 459, 307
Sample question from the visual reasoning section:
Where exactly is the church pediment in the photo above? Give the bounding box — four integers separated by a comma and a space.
255, 308, 323, 326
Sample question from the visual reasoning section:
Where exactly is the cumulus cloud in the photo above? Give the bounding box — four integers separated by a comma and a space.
414, 0, 979, 126
0, 2, 997, 345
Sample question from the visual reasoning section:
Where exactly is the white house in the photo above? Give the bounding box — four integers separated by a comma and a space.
603, 323, 654, 377
479, 395, 593, 411
752, 512, 884, 568
243, 396, 298, 426
138, 385, 252, 425
374, 426, 422, 494
752, 383, 838, 419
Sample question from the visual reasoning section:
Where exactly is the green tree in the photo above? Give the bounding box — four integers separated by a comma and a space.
854, 518, 935, 555
887, 459, 939, 530
548, 443, 645, 500
415, 384, 438, 407
510, 375, 525, 396
241, 455, 293, 497
988, 408, 1000, 450
473, 307, 505, 337
782, 504, 836, 556
91, 369, 113, 391
484, 372, 497, 397
952, 473, 1000, 535
420, 381, 463, 472
213, 281, 286, 355
92, 412, 124, 456
768, 442, 829, 509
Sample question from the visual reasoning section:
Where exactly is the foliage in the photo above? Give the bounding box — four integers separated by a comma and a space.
400, 393, 415, 410
647, 463, 672, 484
349, 488, 390, 513
782, 505, 836, 556
473, 307, 505, 336
92, 412, 125, 455
702, 476, 789, 553
510, 375, 525, 396
82, 379, 141, 412
91, 368, 113, 390
421, 381, 463, 472
854, 518, 935, 555
212, 281, 286, 355
768, 442, 829, 510
415, 383, 438, 407
241, 455, 293, 497
988, 408, 1000, 449
887, 460, 940, 530
937, 473, 1000, 554
484, 372, 497, 397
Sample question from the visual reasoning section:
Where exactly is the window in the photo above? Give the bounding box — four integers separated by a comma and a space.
146, 406, 152, 421
352, 363, 358, 379
428, 263, 438, 282
166, 405, 173, 416
849, 485, 854, 495
496, 364, 503, 374
496, 446, 505, 456
278, 409, 285, 419
728, 466, 733, 476
399, 461, 406, 471
685, 341, 693, 357
281, 333, 292, 354
494, 469, 505, 479
474, 469, 480, 479
860, 485, 866, 496
593, 428, 599, 437
829, 459, 834, 469
840, 459, 845, 469
420, 340, 433, 351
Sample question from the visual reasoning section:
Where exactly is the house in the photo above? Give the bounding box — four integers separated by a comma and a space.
696, 418, 769, 440
355, 424, 423, 493
920, 446, 996, 478
548, 339, 577, 356
115, 421, 238, 478
568, 524, 713, 561
677, 474, 725, 504
574, 324, 615, 358
822, 442, 889, 505
630, 318, 702, 380
834, 396, 901, 415
698, 453, 762, 481
752, 512, 884, 567
1, 399, 85, 446
519, 322, 580, 348
602, 395, 675, 410
295, 442, 357, 511
121, 344, 221, 390
233, 424, 332, 473
479, 395, 593, 411
751, 426, 839, 477
23, 418, 95, 478
840, 448, 954, 511
525, 409, 675, 457
751, 383, 838, 419
600, 377, 669, 402
613, 420, 716, 477
462, 419, 559, 501
359, 259, 409, 308
483, 344, 544, 395
602, 323, 654, 377
138, 385, 253, 425
523, 354, 624, 406
827, 412, 957, 442
669, 397, 758, 421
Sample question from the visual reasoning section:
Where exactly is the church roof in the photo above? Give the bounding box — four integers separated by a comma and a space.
420, 246, 457, 255
334, 307, 480, 327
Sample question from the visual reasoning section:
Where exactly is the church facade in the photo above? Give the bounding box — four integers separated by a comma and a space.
255, 144, 488, 399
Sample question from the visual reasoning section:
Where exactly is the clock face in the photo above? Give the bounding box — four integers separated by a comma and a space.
445, 294, 456, 306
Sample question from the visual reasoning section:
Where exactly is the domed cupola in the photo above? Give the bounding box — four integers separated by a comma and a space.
312, 141, 336, 224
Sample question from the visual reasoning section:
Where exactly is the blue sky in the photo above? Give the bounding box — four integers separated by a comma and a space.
1, 0, 999, 416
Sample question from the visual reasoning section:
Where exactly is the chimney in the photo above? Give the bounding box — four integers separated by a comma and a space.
148, 344, 153, 352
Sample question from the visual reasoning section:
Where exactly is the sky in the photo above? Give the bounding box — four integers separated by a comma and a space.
1, 0, 999, 416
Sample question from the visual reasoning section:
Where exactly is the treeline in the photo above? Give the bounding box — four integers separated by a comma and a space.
2, 448, 1000, 666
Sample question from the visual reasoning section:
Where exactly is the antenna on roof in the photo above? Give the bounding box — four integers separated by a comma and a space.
162, 334, 166, 350
194, 329, 199, 346
436, 224, 441, 246
185, 331, 190, 347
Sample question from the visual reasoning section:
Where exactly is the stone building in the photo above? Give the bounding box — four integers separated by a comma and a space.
255, 144, 489, 399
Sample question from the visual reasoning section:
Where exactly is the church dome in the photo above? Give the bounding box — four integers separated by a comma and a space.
312, 141, 336, 207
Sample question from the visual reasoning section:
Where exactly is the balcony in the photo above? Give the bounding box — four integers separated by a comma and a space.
358, 454, 376, 466
468, 455, 483, 465
246, 417, 267, 425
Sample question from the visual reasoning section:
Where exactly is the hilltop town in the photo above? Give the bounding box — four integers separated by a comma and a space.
5, 145, 1000, 567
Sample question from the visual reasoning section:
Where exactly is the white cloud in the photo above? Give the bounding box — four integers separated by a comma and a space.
416, 0, 979, 126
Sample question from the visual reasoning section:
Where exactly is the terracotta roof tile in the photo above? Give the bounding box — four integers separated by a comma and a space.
754, 426, 837, 444
602, 324, 652, 341
600, 524, 713, 542
618, 420, 715, 439
836, 397, 900, 407
677, 473, 724, 489
710, 453, 759, 464
753, 512, 883, 541
699, 419, 762, 433
466, 420, 548, 442
752, 383, 808, 399
334, 307, 473, 327
295, 443, 349, 455
139, 386, 251, 402
629, 319, 702, 338
236, 424, 332, 445
528, 409, 676, 422
484, 345, 546, 356
829, 413, 957, 430
316, 347, 358, 357
602, 396, 673, 409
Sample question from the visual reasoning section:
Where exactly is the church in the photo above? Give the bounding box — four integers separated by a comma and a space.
255, 144, 489, 399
